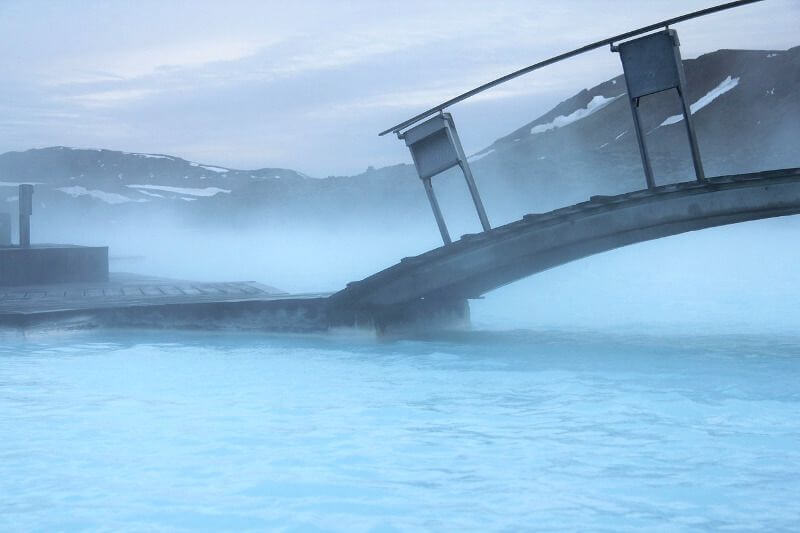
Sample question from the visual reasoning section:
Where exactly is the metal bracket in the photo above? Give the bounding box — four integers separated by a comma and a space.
399, 112, 491, 245
614, 29, 705, 188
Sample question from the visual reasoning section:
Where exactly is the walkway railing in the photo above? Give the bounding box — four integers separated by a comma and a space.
381, 0, 765, 244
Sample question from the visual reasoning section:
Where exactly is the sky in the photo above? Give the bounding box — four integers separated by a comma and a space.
0, 0, 797, 176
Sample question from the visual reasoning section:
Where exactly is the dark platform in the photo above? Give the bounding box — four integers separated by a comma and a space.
0, 244, 108, 286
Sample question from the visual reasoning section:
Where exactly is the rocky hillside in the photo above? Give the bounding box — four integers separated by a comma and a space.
0, 147, 424, 227
469, 46, 800, 213
1, 46, 798, 229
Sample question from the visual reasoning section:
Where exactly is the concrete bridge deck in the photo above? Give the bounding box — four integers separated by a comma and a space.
332, 167, 800, 310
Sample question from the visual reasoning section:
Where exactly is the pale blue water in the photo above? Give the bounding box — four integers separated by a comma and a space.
2, 327, 799, 531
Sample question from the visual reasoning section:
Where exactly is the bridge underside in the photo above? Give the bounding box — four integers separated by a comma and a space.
330, 168, 800, 323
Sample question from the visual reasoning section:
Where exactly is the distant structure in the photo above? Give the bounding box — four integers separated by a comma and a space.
0, 184, 108, 286
18, 184, 33, 247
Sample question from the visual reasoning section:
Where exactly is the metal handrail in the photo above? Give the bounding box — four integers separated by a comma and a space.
379, 0, 765, 137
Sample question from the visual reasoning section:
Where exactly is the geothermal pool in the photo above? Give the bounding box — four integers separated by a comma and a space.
2, 325, 798, 530
3, 220, 800, 529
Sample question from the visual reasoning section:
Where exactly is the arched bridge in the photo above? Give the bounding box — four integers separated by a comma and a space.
332, 168, 800, 312
328, 1, 795, 329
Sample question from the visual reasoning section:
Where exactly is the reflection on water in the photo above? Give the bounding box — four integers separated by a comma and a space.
2, 327, 799, 530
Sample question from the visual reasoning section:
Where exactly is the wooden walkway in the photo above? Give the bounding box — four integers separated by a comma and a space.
0, 273, 330, 327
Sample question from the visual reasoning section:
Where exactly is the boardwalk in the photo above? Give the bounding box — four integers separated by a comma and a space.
333, 168, 800, 309
0, 273, 331, 330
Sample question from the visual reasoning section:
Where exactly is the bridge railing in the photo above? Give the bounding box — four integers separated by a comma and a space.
382, 0, 765, 245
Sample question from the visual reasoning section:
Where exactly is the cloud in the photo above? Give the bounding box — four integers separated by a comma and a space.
48, 38, 277, 85
0, 0, 796, 176
67, 88, 161, 108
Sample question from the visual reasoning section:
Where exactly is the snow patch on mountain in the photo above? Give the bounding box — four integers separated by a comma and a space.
189, 162, 229, 173
531, 94, 623, 135
659, 76, 740, 127
468, 149, 495, 162
136, 189, 165, 199
57, 186, 145, 204
130, 153, 174, 160
127, 184, 231, 197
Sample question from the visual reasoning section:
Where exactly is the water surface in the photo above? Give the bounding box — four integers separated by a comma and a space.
2, 327, 799, 530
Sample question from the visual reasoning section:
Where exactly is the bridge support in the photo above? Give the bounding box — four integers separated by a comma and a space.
331, 168, 800, 310
400, 112, 490, 245
329, 297, 471, 334
614, 29, 705, 188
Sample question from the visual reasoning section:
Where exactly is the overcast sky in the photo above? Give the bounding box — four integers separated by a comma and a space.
0, 0, 796, 176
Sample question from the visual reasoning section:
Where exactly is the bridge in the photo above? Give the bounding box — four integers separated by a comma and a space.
330, 168, 800, 328
328, 0, 798, 330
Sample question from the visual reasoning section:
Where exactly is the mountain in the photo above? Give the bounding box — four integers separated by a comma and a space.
0, 147, 424, 228
468, 46, 800, 214
1, 46, 798, 230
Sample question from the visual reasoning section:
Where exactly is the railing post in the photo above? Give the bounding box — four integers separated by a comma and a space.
400, 112, 491, 245
677, 85, 706, 182
614, 29, 705, 187
459, 160, 491, 231
448, 122, 491, 232
422, 177, 452, 245
628, 97, 656, 189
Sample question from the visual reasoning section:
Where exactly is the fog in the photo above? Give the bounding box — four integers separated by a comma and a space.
30, 192, 800, 336
22, 91, 799, 337
28, 71, 800, 336
13, 1, 799, 337
474, 217, 800, 335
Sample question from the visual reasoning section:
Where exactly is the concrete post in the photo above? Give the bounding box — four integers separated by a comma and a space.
18, 184, 33, 248
0, 212, 10, 246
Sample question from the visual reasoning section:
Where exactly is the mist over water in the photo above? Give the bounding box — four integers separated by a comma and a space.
476, 217, 800, 335
32, 204, 800, 335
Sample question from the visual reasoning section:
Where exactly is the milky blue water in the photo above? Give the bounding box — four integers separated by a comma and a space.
2, 325, 799, 531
